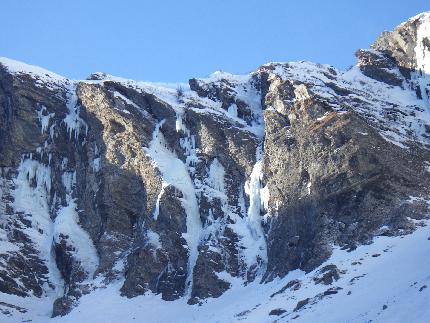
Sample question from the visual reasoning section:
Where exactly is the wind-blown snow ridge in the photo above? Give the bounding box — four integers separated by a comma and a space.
0, 57, 69, 94
0, 57, 66, 81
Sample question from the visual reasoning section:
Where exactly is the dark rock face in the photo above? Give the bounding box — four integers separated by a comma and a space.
0, 13, 430, 319
269, 308, 287, 316
355, 49, 404, 86
372, 16, 420, 71
260, 78, 430, 278
313, 265, 342, 285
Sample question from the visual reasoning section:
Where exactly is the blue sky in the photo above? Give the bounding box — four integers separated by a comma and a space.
1, 1, 428, 82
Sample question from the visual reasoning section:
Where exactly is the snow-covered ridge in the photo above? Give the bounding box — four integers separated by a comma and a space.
0, 57, 66, 81
0, 56, 265, 140
86, 70, 267, 138
0, 57, 69, 93
400, 11, 430, 27
5, 52, 426, 149
262, 59, 429, 148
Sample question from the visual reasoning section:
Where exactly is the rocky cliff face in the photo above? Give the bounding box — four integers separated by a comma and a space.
0, 12, 429, 320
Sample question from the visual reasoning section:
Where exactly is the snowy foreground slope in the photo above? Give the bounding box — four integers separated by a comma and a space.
0, 12, 430, 323
7, 218, 430, 323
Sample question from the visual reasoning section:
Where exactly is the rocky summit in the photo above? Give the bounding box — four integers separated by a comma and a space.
0, 12, 430, 323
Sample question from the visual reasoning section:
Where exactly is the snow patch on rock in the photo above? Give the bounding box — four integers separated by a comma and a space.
0, 56, 69, 93
12, 158, 63, 294
53, 196, 99, 278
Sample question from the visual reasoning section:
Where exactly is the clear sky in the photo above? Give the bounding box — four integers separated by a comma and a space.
1, 1, 428, 82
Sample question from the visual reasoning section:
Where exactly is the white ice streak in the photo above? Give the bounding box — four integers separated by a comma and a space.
242, 146, 268, 269
92, 157, 101, 172
63, 85, 88, 140
307, 181, 312, 195
244, 160, 265, 233
227, 104, 238, 118
61, 171, 76, 194
55, 170, 99, 277
197, 158, 266, 276
414, 13, 430, 103
175, 112, 187, 133
260, 185, 270, 211
176, 112, 199, 170
12, 158, 63, 295
207, 159, 226, 197
145, 121, 202, 295
196, 159, 229, 247
113, 91, 140, 114
37, 105, 55, 134
146, 230, 162, 249
152, 182, 167, 220
53, 196, 99, 278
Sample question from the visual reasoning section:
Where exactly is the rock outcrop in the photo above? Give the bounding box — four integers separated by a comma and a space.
0, 11, 429, 319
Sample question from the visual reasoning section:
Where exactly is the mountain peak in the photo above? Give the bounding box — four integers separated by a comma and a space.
0, 12, 430, 323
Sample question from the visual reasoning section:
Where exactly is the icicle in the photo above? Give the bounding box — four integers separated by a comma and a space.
153, 182, 167, 220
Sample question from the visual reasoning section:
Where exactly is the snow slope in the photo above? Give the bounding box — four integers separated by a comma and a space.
4, 218, 428, 323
